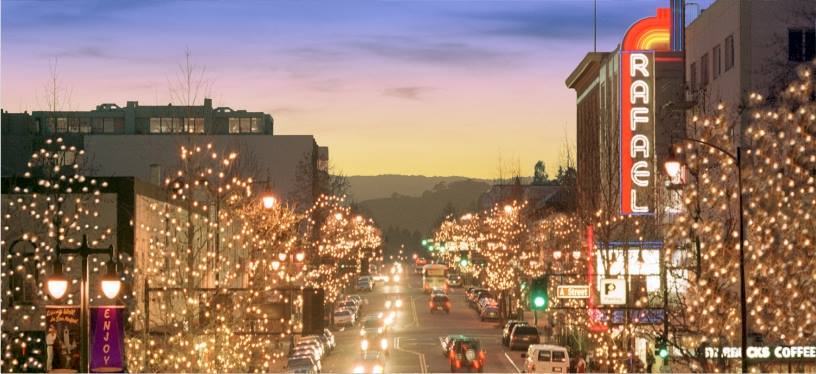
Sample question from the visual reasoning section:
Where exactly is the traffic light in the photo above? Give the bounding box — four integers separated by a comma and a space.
530, 276, 549, 310
655, 338, 669, 359
459, 257, 469, 267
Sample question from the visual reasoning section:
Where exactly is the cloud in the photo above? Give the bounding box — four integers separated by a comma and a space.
383, 86, 433, 100
347, 35, 519, 67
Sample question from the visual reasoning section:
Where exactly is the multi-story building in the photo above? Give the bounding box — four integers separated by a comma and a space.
1, 98, 329, 205
685, 0, 816, 140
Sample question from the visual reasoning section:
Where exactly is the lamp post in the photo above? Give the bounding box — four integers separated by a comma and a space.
664, 139, 748, 373
46, 234, 121, 373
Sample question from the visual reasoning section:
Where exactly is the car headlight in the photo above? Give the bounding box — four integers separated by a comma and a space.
361, 339, 369, 351
394, 274, 401, 282
385, 300, 392, 309
380, 338, 389, 350
395, 299, 403, 308
360, 329, 366, 336
354, 365, 365, 373
374, 364, 383, 373
384, 275, 390, 283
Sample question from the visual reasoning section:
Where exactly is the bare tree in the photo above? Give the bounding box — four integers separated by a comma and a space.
37, 57, 73, 111
168, 47, 213, 107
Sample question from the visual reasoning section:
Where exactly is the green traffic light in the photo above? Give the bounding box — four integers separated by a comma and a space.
421, 240, 427, 246
459, 258, 468, 267
533, 296, 546, 308
659, 347, 669, 358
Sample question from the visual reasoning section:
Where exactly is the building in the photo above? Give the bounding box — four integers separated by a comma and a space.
1, 98, 329, 205
685, 0, 816, 141
567, 6, 685, 220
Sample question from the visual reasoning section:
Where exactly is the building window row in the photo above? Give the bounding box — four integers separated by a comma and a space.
689, 33, 735, 92
47, 117, 122, 134
789, 28, 816, 62
149, 117, 205, 134
228, 117, 261, 134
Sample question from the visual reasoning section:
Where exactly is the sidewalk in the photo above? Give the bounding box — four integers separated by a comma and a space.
263, 339, 292, 372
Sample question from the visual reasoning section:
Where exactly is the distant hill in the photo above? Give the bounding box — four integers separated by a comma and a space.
346, 175, 483, 202
355, 179, 491, 249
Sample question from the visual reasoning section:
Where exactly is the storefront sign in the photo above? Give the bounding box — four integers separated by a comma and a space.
704, 346, 816, 360
557, 285, 590, 299
600, 278, 627, 305
90, 306, 125, 372
45, 306, 81, 372
620, 50, 656, 215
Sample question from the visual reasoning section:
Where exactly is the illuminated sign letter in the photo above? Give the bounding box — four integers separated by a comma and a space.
631, 81, 650, 104
620, 50, 655, 215
630, 53, 650, 77
630, 108, 649, 130
631, 160, 650, 186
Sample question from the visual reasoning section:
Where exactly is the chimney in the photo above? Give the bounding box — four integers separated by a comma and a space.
204, 98, 212, 108
149, 164, 162, 186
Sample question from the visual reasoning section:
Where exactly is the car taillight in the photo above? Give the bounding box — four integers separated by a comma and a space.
429, 302, 434, 308
455, 360, 461, 369
479, 351, 486, 360
446, 302, 451, 308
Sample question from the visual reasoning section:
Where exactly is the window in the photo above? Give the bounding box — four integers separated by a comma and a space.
79, 118, 91, 133
700, 54, 709, 87
184, 118, 204, 133
713, 45, 722, 80
68, 118, 79, 133
537, 350, 551, 362
46, 118, 56, 133
151, 117, 204, 133
690, 62, 697, 91
56, 118, 67, 133
229, 117, 261, 133
103, 118, 115, 133
725, 35, 735, 71
57, 150, 76, 165
552, 351, 566, 362
789, 28, 816, 62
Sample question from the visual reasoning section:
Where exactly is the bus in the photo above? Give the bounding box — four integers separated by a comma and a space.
422, 264, 448, 293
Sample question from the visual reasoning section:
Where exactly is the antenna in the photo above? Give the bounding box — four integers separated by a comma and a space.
594, 0, 597, 52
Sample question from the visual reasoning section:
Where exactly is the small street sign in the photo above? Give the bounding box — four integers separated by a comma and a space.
556, 285, 590, 299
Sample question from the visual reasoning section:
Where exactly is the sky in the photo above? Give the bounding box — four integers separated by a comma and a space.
1, 0, 712, 178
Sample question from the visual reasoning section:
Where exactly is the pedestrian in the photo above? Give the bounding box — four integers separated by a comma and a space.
646, 351, 655, 373
576, 356, 587, 373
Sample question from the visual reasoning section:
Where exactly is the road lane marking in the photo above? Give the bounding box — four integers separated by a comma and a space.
410, 295, 420, 327
504, 352, 522, 373
395, 336, 427, 373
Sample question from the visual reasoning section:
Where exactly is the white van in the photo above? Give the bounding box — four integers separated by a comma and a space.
522, 344, 570, 373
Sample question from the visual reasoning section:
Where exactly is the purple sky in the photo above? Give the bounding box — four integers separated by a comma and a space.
1, 0, 713, 178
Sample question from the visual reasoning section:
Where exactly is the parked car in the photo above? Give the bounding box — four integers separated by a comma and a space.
447, 336, 486, 373
359, 275, 375, 286
356, 278, 373, 292
295, 340, 324, 359
509, 325, 541, 351
502, 320, 528, 346
286, 356, 320, 373
320, 328, 336, 351
522, 344, 570, 373
429, 294, 451, 314
479, 305, 500, 321
465, 287, 487, 302
334, 309, 356, 327
447, 273, 463, 287
477, 298, 497, 314
299, 336, 327, 356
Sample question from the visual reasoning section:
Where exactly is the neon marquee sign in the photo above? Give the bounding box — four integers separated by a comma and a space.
619, 8, 672, 215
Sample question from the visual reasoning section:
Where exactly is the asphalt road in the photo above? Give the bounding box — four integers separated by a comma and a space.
321, 271, 525, 373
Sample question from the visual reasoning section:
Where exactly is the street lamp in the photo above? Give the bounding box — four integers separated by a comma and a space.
664, 139, 748, 374
46, 234, 121, 373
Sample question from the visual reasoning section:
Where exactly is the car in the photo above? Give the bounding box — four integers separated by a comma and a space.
359, 316, 390, 355
353, 350, 386, 373
359, 275, 375, 286
502, 320, 528, 346
286, 356, 320, 373
298, 336, 327, 356
440, 334, 466, 356
472, 291, 494, 309
447, 336, 486, 372
431, 288, 447, 297
295, 340, 324, 359
429, 294, 451, 314
290, 349, 321, 371
319, 329, 336, 351
522, 344, 570, 373
509, 325, 541, 351
356, 279, 373, 292
447, 273, 463, 287
334, 309, 356, 327
479, 305, 500, 321
339, 300, 360, 314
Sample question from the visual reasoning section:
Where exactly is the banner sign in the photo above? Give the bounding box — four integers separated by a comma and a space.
704, 346, 816, 360
557, 285, 590, 299
600, 278, 627, 305
620, 50, 656, 215
46, 306, 81, 372
90, 306, 125, 372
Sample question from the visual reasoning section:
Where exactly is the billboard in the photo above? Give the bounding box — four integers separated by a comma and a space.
45, 306, 81, 373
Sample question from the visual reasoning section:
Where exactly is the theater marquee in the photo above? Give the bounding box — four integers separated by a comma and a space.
620, 51, 655, 215
618, 7, 674, 215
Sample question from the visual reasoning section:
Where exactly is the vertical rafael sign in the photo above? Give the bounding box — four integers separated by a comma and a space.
620, 51, 655, 214
618, 7, 673, 215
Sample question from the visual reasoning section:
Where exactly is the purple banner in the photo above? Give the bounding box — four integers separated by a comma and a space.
90, 306, 125, 372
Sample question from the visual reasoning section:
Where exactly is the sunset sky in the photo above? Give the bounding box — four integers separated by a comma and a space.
1, 0, 712, 178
